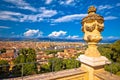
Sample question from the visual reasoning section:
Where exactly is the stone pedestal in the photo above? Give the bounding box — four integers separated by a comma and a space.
78, 55, 110, 67
85, 43, 101, 57
78, 55, 111, 80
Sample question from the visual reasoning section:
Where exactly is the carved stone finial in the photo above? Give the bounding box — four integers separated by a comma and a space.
81, 6, 104, 57
82, 6, 104, 26
88, 6, 96, 14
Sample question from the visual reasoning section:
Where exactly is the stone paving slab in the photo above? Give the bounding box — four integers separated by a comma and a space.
95, 71, 120, 80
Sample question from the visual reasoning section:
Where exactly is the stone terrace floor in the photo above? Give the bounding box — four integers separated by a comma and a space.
95, 71, 120, 80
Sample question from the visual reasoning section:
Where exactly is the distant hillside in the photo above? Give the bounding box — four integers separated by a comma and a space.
0, 37, 119, 43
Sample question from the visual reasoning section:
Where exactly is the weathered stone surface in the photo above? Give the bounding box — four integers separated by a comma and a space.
78, 6, 113, 80
81, 6, 104, 57
11, 68, 87, 80
82, 6, 104, 26
78, 55, 110, 67
95, 71, 120, 80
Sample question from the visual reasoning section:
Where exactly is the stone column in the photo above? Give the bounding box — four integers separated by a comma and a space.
78, 6, 110, 80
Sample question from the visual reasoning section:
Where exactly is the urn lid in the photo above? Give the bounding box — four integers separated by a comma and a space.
82, 6, 104, 25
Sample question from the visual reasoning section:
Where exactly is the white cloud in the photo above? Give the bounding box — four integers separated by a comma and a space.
48, 31, 67, 37
103, 36, 120, 40
104, 16, 118, 20
97, 5, 113, 11
0, 11, 22, 16
4, 0, 36, 12
116, 3, 120, 6
45, 0, 52, 4
50, 23, 56, 26
21, 6, 36, 12
21, 9, 57, 22
0, 9, 57, 22
0, 26, 10, 29
41, 9, 57, 17
0, 11, 22, 21
11, 32, 15, 34
66, 35, 80, 39
60, 0, 74, 5
107, 36, 117, 39
54, 14, 87, 23
20, 14, 43, 22
105, 12, 111, 15
66, 0, 74, 5
0, 15, 18, 21
59, 1, 64, 5
24, 29, 43, 37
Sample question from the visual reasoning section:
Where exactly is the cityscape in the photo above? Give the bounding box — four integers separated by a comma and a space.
0, 0, 120, 80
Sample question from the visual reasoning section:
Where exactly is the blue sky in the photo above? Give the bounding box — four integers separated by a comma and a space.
0, 0, 120, 40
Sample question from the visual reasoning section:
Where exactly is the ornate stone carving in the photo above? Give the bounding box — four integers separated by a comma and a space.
78, 6, 111, 78
85, 24, 95, 32
81, 6, 104, 26
82, 14, 104, 26
97, 24, 104, 32
88, 6, 96, 14
81, 6, 104, 57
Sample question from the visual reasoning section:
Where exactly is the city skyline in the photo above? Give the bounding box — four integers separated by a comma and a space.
0, 0, 120, 40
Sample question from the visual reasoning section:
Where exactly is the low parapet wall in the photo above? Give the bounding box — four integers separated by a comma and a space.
8, 67, 120, 80
10, 68, 88, 80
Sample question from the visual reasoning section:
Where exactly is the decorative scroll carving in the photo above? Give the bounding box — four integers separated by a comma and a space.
85, 25, 95, 32
88, 6, 96, 14
81, 6, 104, 57
97, 24, 104, 32
82, 26, 84, 32
82, 14, 104, 26
81, 6, 104, 26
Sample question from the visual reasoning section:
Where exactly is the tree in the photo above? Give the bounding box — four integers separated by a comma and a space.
26, 48, 36, 62
0, 48, 6, 54
63, 58, 81, 69
98, 40, 120, 62
40, 63, 51, 73
98, 40, 120, 76
12, 48, 37, 76
116, 71, 120, 76
111, 40, 120, 62
0, 60, 10, 78
63, 59, 75, 69
104, 63, 120, 74
39, 58, 81, 73
39, 58, 63, 73
12, 65, 21, 77
49, 58, 63, 71
98, 44, 113, 61
23, 64, 37, 75
45, 50, 64, 55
